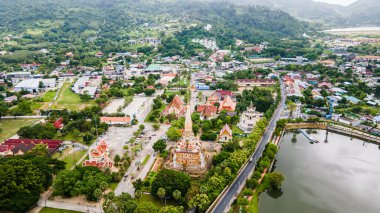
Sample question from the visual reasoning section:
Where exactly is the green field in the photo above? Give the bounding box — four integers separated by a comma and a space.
42, 90, 57, 102
53, 149, 87, 170
232, 125, 244, 134
39, 207, 81, 213
0, 119, 40, 142
51, 81, 94, 111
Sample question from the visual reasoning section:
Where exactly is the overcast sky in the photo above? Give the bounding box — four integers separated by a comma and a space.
314, 0, 358, 6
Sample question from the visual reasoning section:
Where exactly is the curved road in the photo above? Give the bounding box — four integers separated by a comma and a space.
211, 81, 286, 213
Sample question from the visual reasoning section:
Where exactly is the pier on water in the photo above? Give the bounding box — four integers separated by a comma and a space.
299, 129, 319, 143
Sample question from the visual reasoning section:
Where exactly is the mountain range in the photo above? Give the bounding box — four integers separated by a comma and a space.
211, 0, 380, 27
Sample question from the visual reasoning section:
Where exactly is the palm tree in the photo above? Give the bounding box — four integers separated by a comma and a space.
157, 187, 166, 203
173, 190, 181, 203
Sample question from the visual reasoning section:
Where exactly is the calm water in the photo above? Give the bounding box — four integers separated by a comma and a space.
259, 130, 380, 213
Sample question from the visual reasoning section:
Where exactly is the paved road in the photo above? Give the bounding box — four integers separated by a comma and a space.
211, 81, 286, 213
114, 124, 169, 196
38, 199, 101, 213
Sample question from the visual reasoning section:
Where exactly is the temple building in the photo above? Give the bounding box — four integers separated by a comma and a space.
218, 124, 233, 142
237, 102, 263, 133
161, 95, 186, 117
196, 103, 218, 119
170, 104, 206, 172
84, 141, 114, 169
218, 95, 236, 112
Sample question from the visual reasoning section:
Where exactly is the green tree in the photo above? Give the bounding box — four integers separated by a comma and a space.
80, 93, 92, 101
159, 206, 184, 213
157, 187, 166, 201
114, 154, 121, 166
172, 190, 181, 201
103, 192, 137, 213
151, 169, 191, 200
134, 190, 142, 201
135, 202, 158, 213
268, 172, 285, 190
153, 123, 160, 131
188, 194, 210, 212
153, 139, 167, 153
133, 178, 144, 191
29, 144, 49, 157
0, 101, 8, 119
166, 127, 182, 141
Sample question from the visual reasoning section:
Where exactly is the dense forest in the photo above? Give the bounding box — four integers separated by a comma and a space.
0, 0, 308, 44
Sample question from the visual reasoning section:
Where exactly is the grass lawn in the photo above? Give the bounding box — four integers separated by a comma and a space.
142, 155, 151, 165
232, 125, 244, 134
109, 182, 119, 191
248, 175, 270, 213
53, 150, 87, 170
140, 194, 167, 208
42, 90, 57, 102
0, 119, 40, 142
39, 207, 81, 213
164, 90, 181, 96
51, 81, 94, 111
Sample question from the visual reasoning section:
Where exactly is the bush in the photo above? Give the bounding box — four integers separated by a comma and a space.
242, 188, 253, 196
246, 178, 258, 189
253, 171, 262, 179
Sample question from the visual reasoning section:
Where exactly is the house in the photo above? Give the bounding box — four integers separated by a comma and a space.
318, 82, 333, 89
161, 95, 186, 117
65, 52, 74, 57
218, 96, 236, 112
197, 104, 218, 119
218, 124, 233, 142
20, 63, 41, 71
1, 139, 63, 156
53, 117, 64, 129
0, 145, 15, 156
84, 141, 114, 169
100, 117, 131, 125
4, 95, 17, 103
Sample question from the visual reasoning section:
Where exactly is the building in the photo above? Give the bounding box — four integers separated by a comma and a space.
71, 76, 97, 98
218, 95, 236, 112
218, 124, 233, 142
161, 95, 186, 117
169, 104, 206, 172
236, 79, 276, 92
4, 95, 17, 103
20, 63, 41, 71
196, 104, 218, 119
84, 141, 114, 169
14, 78, 56, 93
237, 102, 263, 133
100, 117, 131, 125
53, 117, 64, 129
0, 139, 63, 156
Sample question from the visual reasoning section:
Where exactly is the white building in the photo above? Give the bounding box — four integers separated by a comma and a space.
237, 103, 263, 133
14, 78, 56, 93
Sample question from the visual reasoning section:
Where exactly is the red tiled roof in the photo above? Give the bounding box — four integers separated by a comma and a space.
100, 117, 131, 124
53, 117, 64, 129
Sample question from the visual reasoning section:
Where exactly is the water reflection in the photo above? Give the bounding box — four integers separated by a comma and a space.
259, 130, 380, 213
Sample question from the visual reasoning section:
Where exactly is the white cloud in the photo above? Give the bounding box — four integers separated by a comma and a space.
314, 0, 358, 6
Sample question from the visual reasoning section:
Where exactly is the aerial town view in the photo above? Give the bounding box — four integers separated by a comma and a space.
0, 0, 379, 213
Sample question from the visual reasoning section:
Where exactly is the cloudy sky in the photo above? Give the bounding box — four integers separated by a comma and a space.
314, 0, 358, 6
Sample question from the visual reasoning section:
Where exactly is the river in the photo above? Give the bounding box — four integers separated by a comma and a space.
258, 130, 380, 213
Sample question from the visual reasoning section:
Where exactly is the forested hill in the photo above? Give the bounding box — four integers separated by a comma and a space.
0, 0, 309, 43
